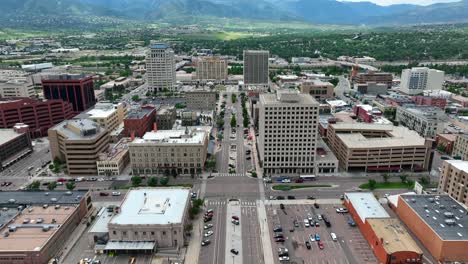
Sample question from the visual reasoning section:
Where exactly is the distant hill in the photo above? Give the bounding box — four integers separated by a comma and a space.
1, 0, 467, 29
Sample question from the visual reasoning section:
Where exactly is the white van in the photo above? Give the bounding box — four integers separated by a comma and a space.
304, 219, 310, 227
330, 232, 337, 241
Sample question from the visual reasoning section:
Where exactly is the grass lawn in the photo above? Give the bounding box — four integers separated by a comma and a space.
359, 182, 414, 189
273, 184, 332, 191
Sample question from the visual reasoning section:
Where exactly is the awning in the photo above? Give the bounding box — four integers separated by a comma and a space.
104, 241, 155, 251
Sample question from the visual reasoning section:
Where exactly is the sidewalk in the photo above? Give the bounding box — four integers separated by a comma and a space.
58, 215, 92, 263
265, 198, 343, 205
184, 215, 203, 264
256, 200, 274, 264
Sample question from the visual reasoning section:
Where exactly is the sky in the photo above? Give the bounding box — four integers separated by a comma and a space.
340, 0, 459, 6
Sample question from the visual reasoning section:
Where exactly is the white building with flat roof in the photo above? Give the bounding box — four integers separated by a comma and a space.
146, 44, 176, 92
344, 192, 390, 223
400, 67, 444, 95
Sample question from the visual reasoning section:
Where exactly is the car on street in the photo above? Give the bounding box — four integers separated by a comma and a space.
340, 194, 345, 200
278, 247, 288, 253
275, 237, 285, 242
273, 233, 284, 239
230, 249, 239, 255
281, 178, 291, 183
207, 209, 214, 214
231, 219, 239, 225
205, 212, 214, 217
203, 217, 212, 223
306, 195, 315, 200
204, 224, 213, 230
317, 241, 324, 250
348, 217, 356, 226
204, 230, 214, 237
287, 195, 295, 200
99, 192, 109, 196
273, 226, 282, 232
263, 178, 272, 183
231, 215, 239, 220
336, 208, 348, 213
309, 234, 315, 242
295, 178, 304, 183
276, 196, 285, 200
111, 192, 121, 196
279, 256, 290, 262
305, 241, 311, 249
201, 239, 211, 246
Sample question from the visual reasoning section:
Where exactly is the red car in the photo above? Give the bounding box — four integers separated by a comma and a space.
295, 178, 304, 183
205, 212, 214, 217
275, 237, 285, 243
57, 178, 66, 182
232, 215, 239, 220
99, 192, 109, 196
317, 241, 324, 250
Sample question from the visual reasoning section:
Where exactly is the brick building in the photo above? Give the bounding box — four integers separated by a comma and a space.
0, 98, 75, 138
42, 74, 96, 113
435, 133, 457, 155
123, 106, 156, 138
411, 96, 447, 109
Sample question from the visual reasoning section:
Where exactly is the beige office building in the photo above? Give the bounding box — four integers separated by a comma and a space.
196, 57, 228, 81
79, 102, 128, 132
258, 91, 319, 175
0, 77, 35, 98
129, 128, 208, 176
48, 119, 109, 176
438, 160, 468, 207
185, 89, 217, 110
396, 105, 447, 138
327, 123, 431, 172
97, 137, 130, 176
146, 43, 176, 92
453, 133, 468, 161
300, 80, 334, 100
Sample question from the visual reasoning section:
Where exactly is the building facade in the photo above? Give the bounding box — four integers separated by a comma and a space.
0, 126, 33, 170
243, 50, 269, 85
146, 44, 176, 92
156, 106, 177, 130
400, 67, 444, 95
352, 71, 393, 88
42, 74, 96, 113
48, 119, 109, 176
300, 80, 334, 100
79, 102, 127, 132
124, 106, 156, 138
453, 133, 468, 161
327, 123, 431, 172
97, 137, 130, 177
185, 90, 217, 110
129, 128, 208, 176
258, 91, 319, 175
355, 82, 388, 95
0, 78, 35, 98
396, 105, 447, 138
0, 98, 75, 138
196, 57, 228, 81
438, 160, 468, 206
411, 96, 447, 109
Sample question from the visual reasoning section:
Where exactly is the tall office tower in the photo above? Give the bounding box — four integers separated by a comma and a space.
42, 74, 96, 113
196, 57, 228, 81
400, 67, 444, 95
258, 91, 319, 175
243, 50, 269, 85
146, 43, 176, 92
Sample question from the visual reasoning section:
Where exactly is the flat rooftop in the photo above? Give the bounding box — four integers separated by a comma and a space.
366, 218, 423, 255
260, 92, 318, 106
132, 129, 206, 145
0, 129, 23, 146
0, 191, 88, 205
109, 188, 190, 225
126, 107, 155, 120
303, 79, 333, 86
444, 160, 468, 173
89, 207, 111, 234
399, 105, 447, 121
85, 103, 118, 119
345, 192, 390, 223
98, 138, 130, 162
52, 119, 105, 140
400, 194, 468, 241
332, 123, 427, 149
0, 205, 77, 252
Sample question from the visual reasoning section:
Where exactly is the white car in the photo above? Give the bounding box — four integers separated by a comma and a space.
281, 179, 291, 183
336, 208, 348, 213
309, 234, 315, 242
112, 192, 121, 196
304, 219, 310, 227
204, 224, 213, 230
204, 230, 214, 237
279, 256, 290, 261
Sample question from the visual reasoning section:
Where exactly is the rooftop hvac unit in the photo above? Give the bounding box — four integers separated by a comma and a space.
42, 226, 50, 232
444, 219, 456, 226
55, 205, 61, 210
411, 199, 416, 203
43, 204, 48, 209
428, 198, 435, 203
22, 218, 30, 224
444, 212, 454, 218
8, 226, 16, 232
8, 199, 16, 204
65, 191, 72, 195
50, 198, 58, 203
36, 218, 43, 223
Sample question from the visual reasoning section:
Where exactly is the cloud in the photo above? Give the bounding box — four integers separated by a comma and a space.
340, 0, 460, 6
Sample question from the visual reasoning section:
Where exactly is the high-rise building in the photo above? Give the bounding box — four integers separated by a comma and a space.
77, 102, 128, 132
196, 57, 228, 81
146, 43, 176, 92
258, 91, 319, 175
48, 119, 109, 176
0, 98, 75, 138
123, 106, 156, 138
42, 74, 96, 113
0, 77, 35, 98
438, 160, 468, 206
400, 67, 444, 95
243, 50, 269, 85
453, 133, 468, 161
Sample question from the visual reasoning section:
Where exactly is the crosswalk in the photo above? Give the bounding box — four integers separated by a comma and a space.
206, 200, 258, 206
214, 173, 245, 177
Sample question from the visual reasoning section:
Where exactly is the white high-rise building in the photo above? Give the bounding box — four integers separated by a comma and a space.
146, 43, 176, 92
258, 91, 319, 175
400, 67, 444, 95
243, 50, 269, 85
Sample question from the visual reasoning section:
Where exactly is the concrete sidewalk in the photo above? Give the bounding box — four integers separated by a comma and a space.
184, 215, 203, 264
256, 200, 274, 264
225, 201, 242, 264
265, 198, 343, 205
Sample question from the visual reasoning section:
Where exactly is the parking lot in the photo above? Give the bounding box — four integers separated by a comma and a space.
265, 202, 377, 264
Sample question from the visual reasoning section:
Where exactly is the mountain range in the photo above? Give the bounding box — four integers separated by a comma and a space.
1, 0, 468, 29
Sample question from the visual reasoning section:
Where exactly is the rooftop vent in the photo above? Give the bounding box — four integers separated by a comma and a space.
428, 198, 435, 203
8, 199, 16, 204
411, 199, 416, 203
8, 226, 16, 232
36, 218, 43, 224
43, 204, 48, 209
444, 212, 454, 218
445, 219, 456, 226
45, 192, 49, 196
42, 226, 50, 232
65, 191, 72, 195
424, 205, 428, 209
22, 218, 30, 224
439, 205, 446, 209
50, 198, 57, 203
54, 205, 60, 210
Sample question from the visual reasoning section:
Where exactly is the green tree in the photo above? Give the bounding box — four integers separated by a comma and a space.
230, 115, 237, 127
148, 177, 158, 187
382, 173, 390, 183
66, 182, 75, 191
399, 174, 408, 183
160, 177, 169, 186
131, 176, 142, 187
231, 94, 237, 104
206, 158, 216, 171
329, 78, 339, 86
27, 180, 41, 190
47, 182, 57, 191
436, 144, 446, 153
131, 95, 140, 102
368, 179, 377, 190
419, 176, 430, 186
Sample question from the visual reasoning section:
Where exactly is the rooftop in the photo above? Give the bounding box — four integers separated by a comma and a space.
89, 207, 111, 234
0, 191, 88, 206
366, 218, 423, 255
84, 103, 118, 119
52, 119, 105, 140
444, 160, 468, 173
109, 188, 190, 225
345, 192, 390, 223
150, 43, 170, 49
132, 129, 206, 145
0, 129, 24, 146
400, 194, 468, 241
42, 73, 88, 81
261, 91, 318, 106
303, 79, 333, 86
0, 205, 77, 252
399, 105, 448, 121
126, 106, 155, 120
98, 138, 130, 162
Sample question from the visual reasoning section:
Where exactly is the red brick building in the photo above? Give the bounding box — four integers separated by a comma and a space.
353, 105, 382, 123
124, 106, 156, 138
435, 133, 457, 155
411, 96, 447, 109
345, 192, 423, 264
42, 74, 96, 113
0, 98, 75, 138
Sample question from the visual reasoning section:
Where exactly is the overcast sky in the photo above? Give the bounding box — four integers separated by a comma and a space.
340, 0, 459, 6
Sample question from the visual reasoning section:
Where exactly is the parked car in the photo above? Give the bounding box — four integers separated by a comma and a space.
315, 233, 321, 241
314, 203, 320, 209
111, 192, 121, 196
275, 237, 285, 243
204, 224, 213, 230
281, 178, 291, 183
317, 241, 324, 250
273, 233, 284, 239
293, 220, 299, 227
309, 234, 315, 242
306, 195, 315, 200
276, 196, 285, 200
295, 178, 304, 183
305, 241, 311, 249
336, 208, 348, 213
280, 203, 285, 210
330, 233, 337, 241
304, 219, 310, 227
204, 230, 214, 237
287, 195, 295, 200
273, 226, 282, 232
231, 215, 239, 220
230, 249, 239, 255
201, 239, 211, 246
99, 192, 109, 196
231, 219, 239, 225
279, 256, 290, 262
203, 217, 212, 223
